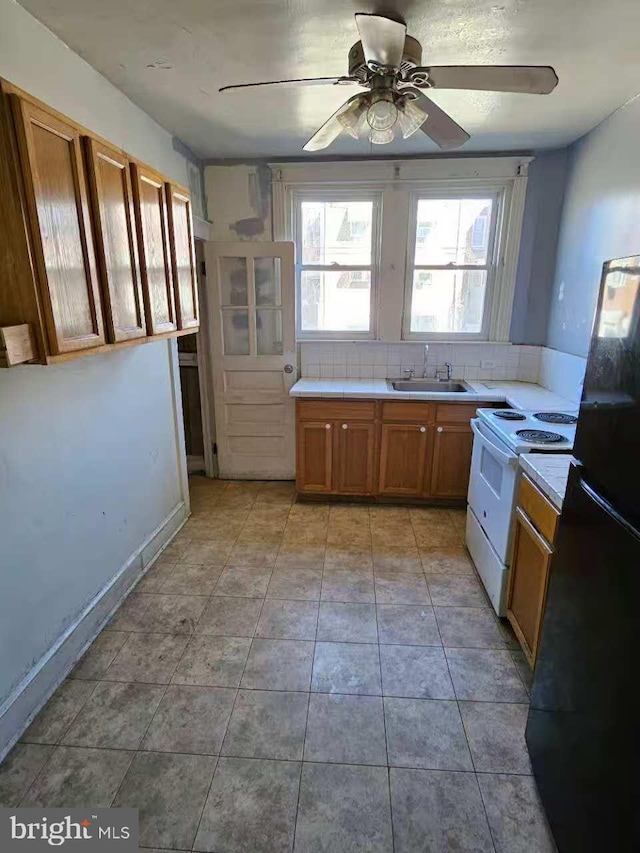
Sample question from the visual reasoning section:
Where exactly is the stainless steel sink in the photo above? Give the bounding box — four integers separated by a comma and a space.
388, 379, 472, 393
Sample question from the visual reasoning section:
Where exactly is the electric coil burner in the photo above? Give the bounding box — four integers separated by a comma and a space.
534, 412, 578, 425
492, 411, 526, 421
515, 429, 566, 444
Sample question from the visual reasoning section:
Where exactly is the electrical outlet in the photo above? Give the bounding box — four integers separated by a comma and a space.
481, 359, 496, 369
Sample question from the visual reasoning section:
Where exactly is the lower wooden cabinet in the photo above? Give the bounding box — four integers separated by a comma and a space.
378, 423, 428, 496
296, 421, 333, 493
336, 422, 376, 495
296, 398, 487, 503
506, 474, 560, 667
430, 424, 474, 499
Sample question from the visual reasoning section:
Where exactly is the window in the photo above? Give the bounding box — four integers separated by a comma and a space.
278, 159, 529, 342
404, 196, 498, 339
294, 195, 379, 338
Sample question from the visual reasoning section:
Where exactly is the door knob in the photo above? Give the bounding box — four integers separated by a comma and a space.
419, 426, 426, 432
325, 423, 331, 429
283, 364, 294, 374
342, 424, 348, 430
437, 426, 443, 432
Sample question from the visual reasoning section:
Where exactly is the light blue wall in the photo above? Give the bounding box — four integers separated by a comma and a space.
510, 149, 570, 345
546, 95, 640, 356
0, 0, 188, 713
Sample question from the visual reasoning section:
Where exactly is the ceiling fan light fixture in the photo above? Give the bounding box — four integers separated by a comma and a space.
369, 127, 395, 145
366, 93, 398, 131
337, 97, 368, 138
398, 97, 429, 138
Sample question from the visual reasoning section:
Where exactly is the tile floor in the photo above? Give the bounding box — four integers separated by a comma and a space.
0, 477, 555, 853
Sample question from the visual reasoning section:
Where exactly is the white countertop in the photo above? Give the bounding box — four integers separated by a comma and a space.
289, 378, 576, 411
519, 454, 574, 510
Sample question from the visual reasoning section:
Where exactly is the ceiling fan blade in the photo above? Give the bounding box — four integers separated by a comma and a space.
303, 95, 364, 152
424, 65, 558, 95
219, 76, 358, 93
355, 13, 407, 69
404, 90, 470, 150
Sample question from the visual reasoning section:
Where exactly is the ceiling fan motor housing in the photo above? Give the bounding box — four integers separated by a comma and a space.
348, 35, 423, 79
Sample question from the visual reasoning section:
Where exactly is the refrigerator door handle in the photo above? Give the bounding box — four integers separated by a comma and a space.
578, 477, 640, 542
470, 418, 519, 467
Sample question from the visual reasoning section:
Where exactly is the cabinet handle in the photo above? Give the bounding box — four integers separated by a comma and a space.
342, 423, 348, 430
419, 426, 426, 432
437, 426, 443, 432
325, 423, 331, 430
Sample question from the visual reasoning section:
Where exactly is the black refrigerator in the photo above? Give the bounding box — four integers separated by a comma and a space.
526, 255, 640, 852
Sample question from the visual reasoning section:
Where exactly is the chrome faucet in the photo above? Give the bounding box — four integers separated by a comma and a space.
403, 367, 415, 381
436, 362, 453, 382
422, 344, 429, 379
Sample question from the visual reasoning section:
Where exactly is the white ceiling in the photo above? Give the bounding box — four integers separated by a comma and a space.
18, 0, 640, 159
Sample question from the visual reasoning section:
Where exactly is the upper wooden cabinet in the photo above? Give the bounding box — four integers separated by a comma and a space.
131, 163, 177, 336
166, 183, 199, 330
0, 78, 201, 366
11, 97, 105, 354
84, 138, 145, 342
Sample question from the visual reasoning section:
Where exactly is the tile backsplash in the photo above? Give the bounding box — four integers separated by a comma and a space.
300, 342, 542, 383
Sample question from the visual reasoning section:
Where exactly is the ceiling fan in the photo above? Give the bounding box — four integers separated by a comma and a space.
219, 13, 558, 152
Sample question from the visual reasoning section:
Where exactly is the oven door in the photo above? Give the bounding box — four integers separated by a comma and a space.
467, 418, 519, 563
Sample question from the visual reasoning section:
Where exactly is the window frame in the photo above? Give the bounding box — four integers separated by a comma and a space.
273, 158, 529, 343
292, 188, 383, 340
402, 189, 502, 341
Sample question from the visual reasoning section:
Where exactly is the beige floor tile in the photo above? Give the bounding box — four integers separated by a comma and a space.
0, 743, 54, 806
180, 540, 235, 565
70, 631, 129, 680
172, 636, 252, 687
22, 681, 97, 745
159, 563, 223, 596
104, 632, 189, 684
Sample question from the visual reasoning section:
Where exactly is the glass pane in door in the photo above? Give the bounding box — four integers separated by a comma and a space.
219, 257, 248, 306
256, 308, 283, 355
222, 308, 250, 354
255, 257, 281, 305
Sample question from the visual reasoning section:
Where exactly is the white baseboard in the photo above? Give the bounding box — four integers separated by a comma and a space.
0, 501, 189, 762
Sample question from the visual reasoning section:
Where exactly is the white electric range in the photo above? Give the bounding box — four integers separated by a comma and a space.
466, 408, 578, 615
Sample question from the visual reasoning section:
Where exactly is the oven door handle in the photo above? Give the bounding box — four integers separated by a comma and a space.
470, 418, 519, 467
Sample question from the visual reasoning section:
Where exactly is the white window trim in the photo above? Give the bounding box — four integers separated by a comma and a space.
291, 187, 383, 340
271, 157, 530, 343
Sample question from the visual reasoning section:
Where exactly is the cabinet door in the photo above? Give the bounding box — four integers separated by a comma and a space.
297, 421, 333, 493
131, 163, 176, 335
336, 422, 376, 495
507, 507, 553, 666
12, 98, 104, 354
378, 423, 428, 496
166, 183, 199, 330
84, 138, 145, 342
429, 424, 474, 499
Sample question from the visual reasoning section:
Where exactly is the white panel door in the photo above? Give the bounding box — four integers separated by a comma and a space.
205, 240, 296, 479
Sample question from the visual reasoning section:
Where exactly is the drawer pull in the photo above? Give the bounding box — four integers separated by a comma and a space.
437, 426, 443, 432
325, 423, 331, 430
342, 423, 348, 430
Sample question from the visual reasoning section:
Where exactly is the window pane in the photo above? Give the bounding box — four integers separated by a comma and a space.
222, 308, 250, 354
219, 257, 248, 306
410, 269, 487, 334
256, 308, 283, 354
300, 270, 370, 332
301, 201, 373, 265
415, 199, 493, 266
255, 257, 281, 305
